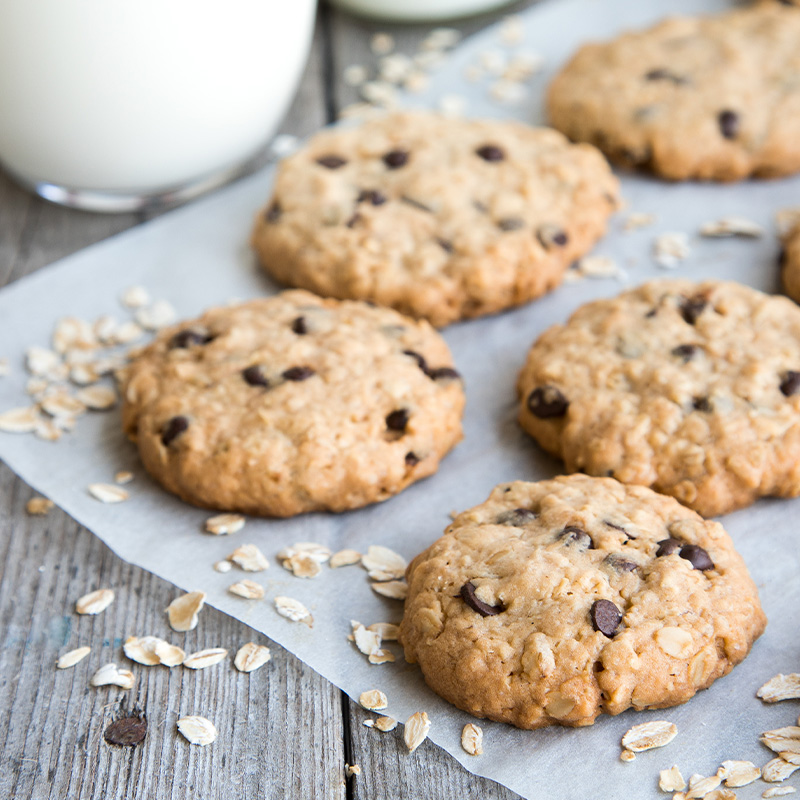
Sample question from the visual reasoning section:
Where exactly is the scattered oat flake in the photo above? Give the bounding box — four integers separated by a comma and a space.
87, 483, 129, 504
166, 590, 206, 632
228, 577, 265, 600
90, 663, 135, 690
422, 27, 461, 51
205, 513, 245, 535
758, 674, 800, 702
764, 788, 796, 798
113, 321, 144, 345
26, 346, 61, 377
763, 758, 799, 783
762, 728, 800, 754
362, 546, 406, 580
177, 715, 216, 746
367, 623, 399, 641
76, 385, 117, 410
26, 497, 54, 516
705, 790, 737, 800
269, 133, 299, 158
330, 549, 361, 568
114, 470, 134, 485
370, 32, 394, 56
438, 94, 466, 117
404, 711, 431, 754
371, 580, 407, 600
461, 723, 483, 756
53, 317, 96, 353
686, 774, 721, 799
234, 642, 271, 673
76, 588, 115, 615
343, 64, 368, 86
274, 596, 313, 626
500, 14, 524, 45
0, 358, 8, 377
361, 80, 397, 107
353, 624, 382, 657
653, 232, 690, 268
622, 720, 677, 753
620, 749, 636, 762
577, 255, 625, 279
404, 70, 429, 94
120, 285, 150, 308
660, 766, 686, 792
135, 299, 176, 330
214, 559, 233, 574
368, 650, 395, 665
183, 648, 228, 670
700, 217, 764, 238
345, 764, 361, 778
228, 544, 269, 572
124, 636, 185, 667
359, 690, 388, 711
719, 760, 760, 787
56, 646, 91, 669
373, 716, 398, 732
624, 212, 657, 232
0, 406, 39, 433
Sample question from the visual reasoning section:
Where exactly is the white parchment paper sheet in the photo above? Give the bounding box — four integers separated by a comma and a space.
1, 1, 798, 797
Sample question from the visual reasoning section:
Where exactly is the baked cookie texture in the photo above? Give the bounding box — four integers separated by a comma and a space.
251, 111, 618, 327
781, 217, 800, 303
399, 475, 766, 729
517, 280, 800, 518
120, 290, 465, 516
547, 4, 800, 181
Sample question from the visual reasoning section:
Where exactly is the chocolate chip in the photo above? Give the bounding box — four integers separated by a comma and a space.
282, 366, 315, 382
291, 316, 307, 335
604, 521, 631, 536
604, 554, 638, 572
316, 155, 347, 169
436, 237, 454, 253
346, 213, 362, 228
672, 344, 698, 362
645, 68, 688, 85
495, 508, 537, 526
403, 350, 428, 372
590, 599, 622, 637
357, 189, 387, 206
473, 200, 489, 213
718, 110, 740, 140
400, 195, 432, 213
242, 365, 269, 387
104, 715, 147, 747
265, 202, 282, 223
780, 370, 800, 396
405, 451, 420, 466
680, 295, 707, 325
383, 150, 409, 169
693, 396, 713, 413
497, 217, 524, 232
527, 386, 569, 418
161, 416, 188, 447
679, 544, 714, 571
537, 225, 569, 249
476, 144, 505, 162
426, 366, 461, 381
170, 329, 213, 349
656, 538, 682, 558
557, 526, 594, 550
386, 409, 409, 432
460, 581, 505, 616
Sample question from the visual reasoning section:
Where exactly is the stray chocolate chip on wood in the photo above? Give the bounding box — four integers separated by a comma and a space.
656, 538, 682, 557
282, 366, 315, 381
383, 150, 409, 169
475, 144, 505, 162
317, 155, 347, 169
591, 599, 622, 637
161, 416, 189, 446
460, 581, 504, 616
679, 544, 714, 570
104, 715, 147, 747
243, 366, 269, 387
527, 386, 569, 418
718, 110, 740, 140
780, 370, 800, 396
386, 409, 410, 432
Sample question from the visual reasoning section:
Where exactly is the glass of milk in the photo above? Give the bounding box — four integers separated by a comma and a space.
0, 0, 316, 212
329, 0, 517, 21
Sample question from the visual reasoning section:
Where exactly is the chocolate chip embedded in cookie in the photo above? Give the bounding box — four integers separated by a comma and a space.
547, 4, 800, 181
120, 290, 465, 516
517, 279, 800, 517
398, 475, 766, 729
251, 111, 619, 327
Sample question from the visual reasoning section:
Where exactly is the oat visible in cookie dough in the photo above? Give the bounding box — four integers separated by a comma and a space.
517, 279, 800, 517
398, 475, 766, 729
120, 290, 465, 516
548, 4, 800, 181
251, 111, 618, 327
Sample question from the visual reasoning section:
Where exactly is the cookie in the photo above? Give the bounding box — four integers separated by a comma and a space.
780, 214, 800, 303
547, 4, 800, 181
120, 290, 465, 516
399, 475, 766, 729
517, 279, 800, 517
251, 111, 618, 327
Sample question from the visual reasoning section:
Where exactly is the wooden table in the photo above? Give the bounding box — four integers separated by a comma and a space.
0, 3, 538, 798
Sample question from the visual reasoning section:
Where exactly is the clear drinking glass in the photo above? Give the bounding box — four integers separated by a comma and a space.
0, 0, 317, 212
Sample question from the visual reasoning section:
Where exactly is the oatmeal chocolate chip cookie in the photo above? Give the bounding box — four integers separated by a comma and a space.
251, 111, 618, 328
120, 290, 465, 516
547, 4, 800, 181
780, 214, 800, 303
517, 279, 800, 517
399, 475, 766, 729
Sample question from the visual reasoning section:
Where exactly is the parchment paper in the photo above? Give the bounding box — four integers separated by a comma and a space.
1, 1, 798, 797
